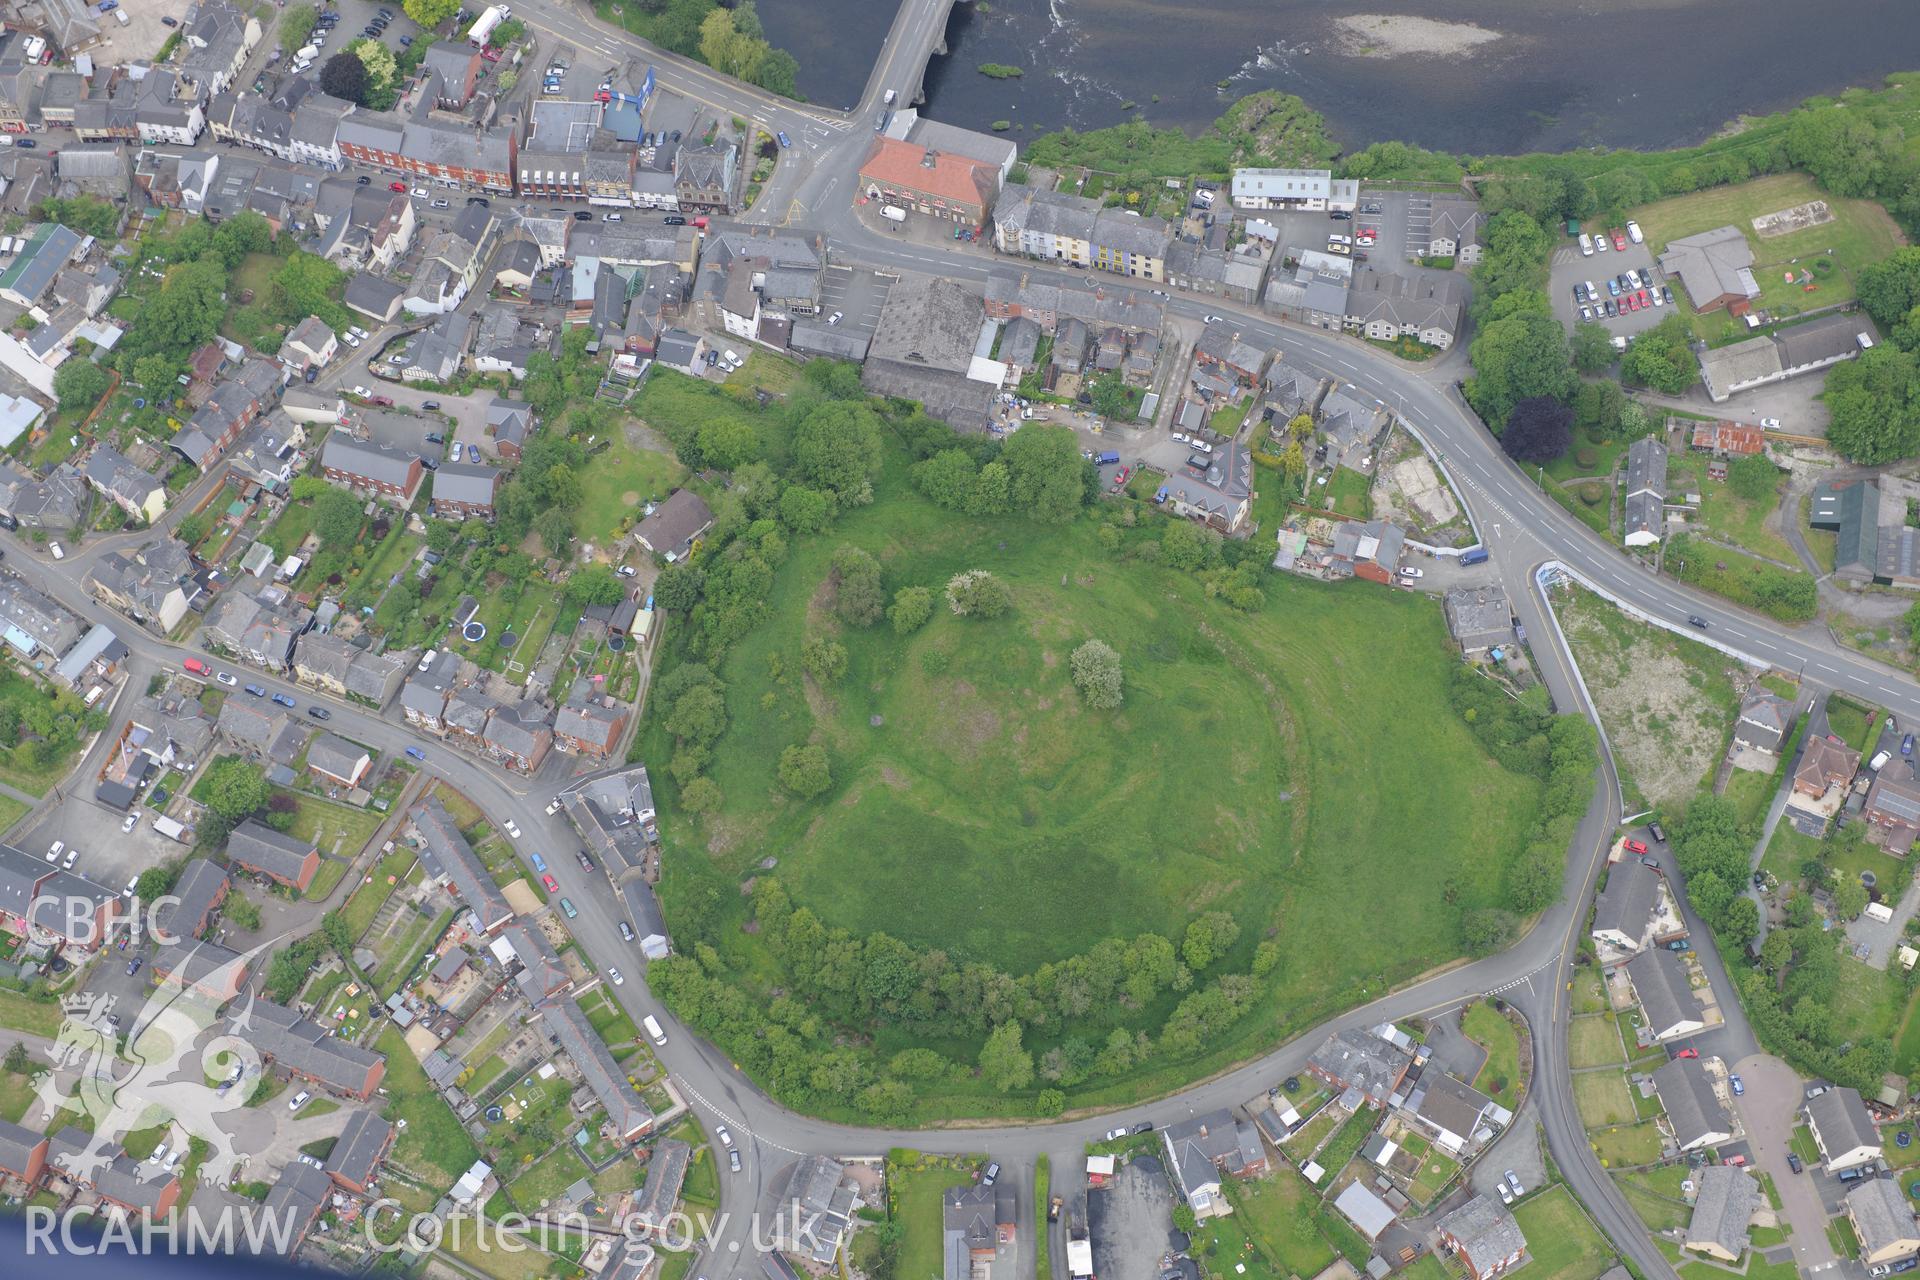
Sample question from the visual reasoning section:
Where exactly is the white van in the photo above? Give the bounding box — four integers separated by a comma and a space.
1872, 749, 1893, 771
114, 9, 129, 24
642, 1015, 667, 1046
1578, 232, 1593, 256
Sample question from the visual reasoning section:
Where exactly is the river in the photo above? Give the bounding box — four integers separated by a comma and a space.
755, 0, 1920, 155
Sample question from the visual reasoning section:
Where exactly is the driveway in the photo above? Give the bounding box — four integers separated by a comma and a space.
1734, 1053, 1834, 1270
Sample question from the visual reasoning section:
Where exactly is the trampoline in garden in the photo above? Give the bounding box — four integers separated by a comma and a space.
1899, 1130, 1913, 1148
463, 621, 487, 642
485, 1106, 504, 1123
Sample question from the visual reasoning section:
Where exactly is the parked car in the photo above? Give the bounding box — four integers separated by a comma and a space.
1103, 1127, 1128, 1141
559, 897, 578, 918
576, 850, 594, 870
1648, 820, 1667, 843
270, 692, 295, 708
609, 967, 624, 986
390, 181, 407, 192
307, 706, 331, 720
620, 921, 636, 941
1760, 417, 1782, 430
540, 873, 559, 892
1787, 1152, 1803, 1174
1399, 566, 1424, 580
1729, 1074, 1745, 1096
289, 1090, 311, 1112
982, 1161, 1000, 1186
504, 819, 521, 838
121, 812, 138, 834
1674, 1048, 1700, 1061
243, 684, 265, 697
777, 131, 792, 148
729, 1149, 742, 1173
1624, 838, 1648, 854
716, 1126, 734, 1148
1504, 1170, 1524, 1197
530, 851, 549, 873
1686, 615, 1709, 628
405, 746, 427, 761
126, 957, 142, 976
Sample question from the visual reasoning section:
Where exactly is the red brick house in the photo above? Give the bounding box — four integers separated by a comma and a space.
227, 821, 322, 893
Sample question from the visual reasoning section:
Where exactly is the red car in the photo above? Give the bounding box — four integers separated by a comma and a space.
1624, 838, 1649, 854
480, 46, 502, 61
594, 90, 611, 103
1112, 466, 1130, 487
182, 657, 209, 676
369, 395, 394, 407
1673, 1047, 1699, 1059
541, 873, 560, 893
389, 181, 407, 192
1638, 289, 1650, 307
1611, 230, 1627, 251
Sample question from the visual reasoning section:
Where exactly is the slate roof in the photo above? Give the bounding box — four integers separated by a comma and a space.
235, 997, 384, 1094
501, 922, 569, 1006
1163, 1108, 1262, 1205
1626, 945, 1700, 1035
0, 1116, 45, 1178
539, 1000, 653, 1138
1659, 226, 1758, 307
1686, 1165, 1757, 1258
432, 461, 499, 508
307, 732, 368, 784
1808, 1087, 1881, 1158
1436, 1195, 1527, 1271
261, 1158, 330, 1253
156, 857, 228, 941
1848, 1176, 1918, 1258
412, 796, 511, 930
1592, 856, 1662, 946
226, 820, 317, 882
323, 433, 418, 490
1306, 1026, 1410, 1103
325, 1109, 394, 1189
1651, 1056, 1732, 1150
634, 489, 713, 559
631, 1137, 690, 1226
1411, 1072, 1501, 1144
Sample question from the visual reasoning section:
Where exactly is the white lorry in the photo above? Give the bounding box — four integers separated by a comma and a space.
468, 5, 508, 47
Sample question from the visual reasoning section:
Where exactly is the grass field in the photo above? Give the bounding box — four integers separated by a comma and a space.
1236, 1171, 1338, 1278
1667, 453, 1795, 565
657, 452, 1546, 1115
573, 430, 687, 547
377, 1024, 480, 1188
1630, 173, 1907, 344
1318, 466, 1372, 518
893, 1162, 974, 1280
1514, 1186, 1616, 1280
510, 1144, 592, 1210
1574, 1071, 1637, 1128
1569, 1015, 1625, 1068
1613, 1165, 1692, 1232
0, 987, 63, 1038
286, 793, 387, 859
1827, 697, 1879, 754
1590, 1120, 1665, 1168
0, 1066, 38, 1123
1462, 1002, 1523, 1108
1573, 966, 1610, 1016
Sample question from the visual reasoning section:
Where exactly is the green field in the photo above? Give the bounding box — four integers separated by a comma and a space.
1574, 1071, 1636, 1128
1569, 1015, 1625, 1068
1630, 173, 1907, 344
377, 1024, 480, 1187
893, 1162, 974, 1280
286, 793, 387, 859
1236, 1169, 1338, 1278
1667, 453, 1794, 565
1514, 1186, 1617, 1280
1462, 1002, 1523, 1108
658, 460, 1546, 1114
1590, 1120, 1666, 1168
1613, 1165, 1693, 1232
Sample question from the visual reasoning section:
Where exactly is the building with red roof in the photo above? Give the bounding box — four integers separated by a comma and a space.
1690, 420, 1766, 457
857, 136, 1001, 231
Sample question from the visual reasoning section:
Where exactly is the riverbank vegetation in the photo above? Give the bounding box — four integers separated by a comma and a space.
591, 0, 799, 99
1023, 91, 1338, 182
634, 364, 1549, 1123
